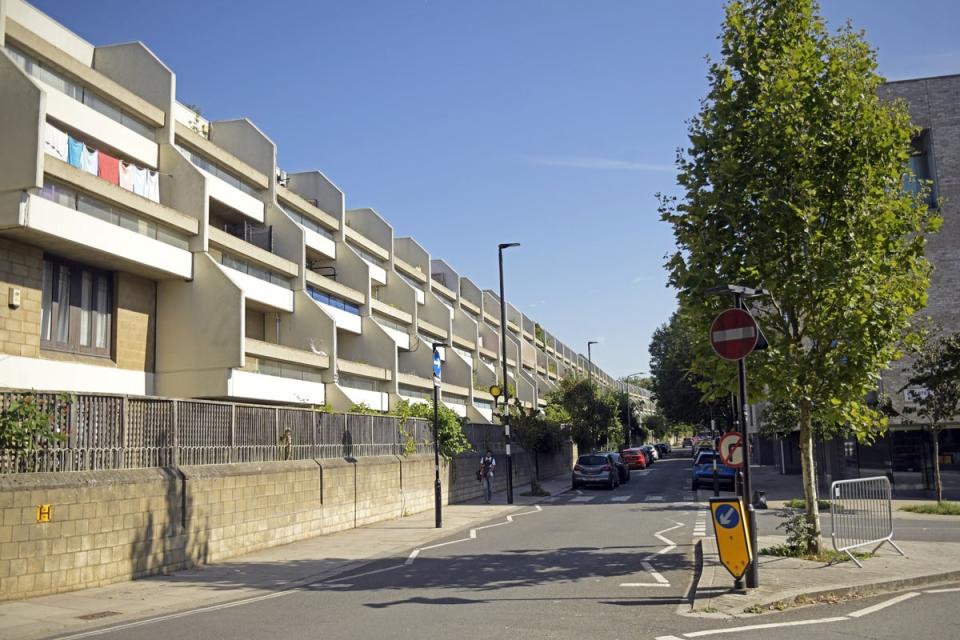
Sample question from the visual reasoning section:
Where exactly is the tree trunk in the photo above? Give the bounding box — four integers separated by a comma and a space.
798, 400, 823, 554
932, 427, 943, 504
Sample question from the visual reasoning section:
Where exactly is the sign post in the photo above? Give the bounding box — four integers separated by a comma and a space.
707, 286, 766, 589
710, 498, 753, 588
432, 345, 443, 529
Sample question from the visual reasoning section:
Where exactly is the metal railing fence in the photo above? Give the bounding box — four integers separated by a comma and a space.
0, 390, 432, 474
830, 476, 905, 567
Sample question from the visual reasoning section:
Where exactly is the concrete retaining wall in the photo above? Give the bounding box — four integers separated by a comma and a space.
0, 446, 573, 601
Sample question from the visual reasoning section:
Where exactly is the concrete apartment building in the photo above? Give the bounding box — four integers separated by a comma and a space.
0, 0, 642, 423
766, 73, 960, 496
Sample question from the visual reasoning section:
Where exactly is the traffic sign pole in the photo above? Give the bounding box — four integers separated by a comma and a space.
432, 345, 443, 529
735, 293, 759, 588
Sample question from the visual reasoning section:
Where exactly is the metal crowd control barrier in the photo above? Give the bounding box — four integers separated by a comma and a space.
830, 476, 905, 567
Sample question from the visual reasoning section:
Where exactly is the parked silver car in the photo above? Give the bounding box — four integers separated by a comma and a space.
572, 453, 620, 490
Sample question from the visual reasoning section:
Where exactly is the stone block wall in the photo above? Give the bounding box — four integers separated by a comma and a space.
354, 456, 401, 527
0, 238, 43, 359
0, 468, 183, 601
180, 460, 323, 564
0, 445, 573, 601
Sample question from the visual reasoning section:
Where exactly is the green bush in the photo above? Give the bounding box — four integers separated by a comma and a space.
394, 399, 469, 457
0, 393, 68, 452
900, 502, 960, 516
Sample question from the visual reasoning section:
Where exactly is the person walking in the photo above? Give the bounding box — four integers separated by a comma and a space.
479, 450, 496, 503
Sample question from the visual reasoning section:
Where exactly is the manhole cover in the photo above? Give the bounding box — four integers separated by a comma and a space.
76, 611, 121, 621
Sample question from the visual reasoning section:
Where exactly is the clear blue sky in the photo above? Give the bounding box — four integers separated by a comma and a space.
32, 0, 960, 378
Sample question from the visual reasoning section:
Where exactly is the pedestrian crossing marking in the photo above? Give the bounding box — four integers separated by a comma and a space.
645, 496, 664, 502
611, 495, 630, 502
570, 496, 595, 503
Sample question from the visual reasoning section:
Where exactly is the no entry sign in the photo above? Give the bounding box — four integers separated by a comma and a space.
710, 308, 759, 361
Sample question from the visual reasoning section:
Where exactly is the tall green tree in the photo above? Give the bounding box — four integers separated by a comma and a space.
548, 377, 623, 451
510, 406, 563, 481
902, 330, 960, 504
660, 0, 939, 552
649, 311, 733, 429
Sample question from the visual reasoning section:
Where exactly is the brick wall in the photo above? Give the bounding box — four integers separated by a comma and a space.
115, 272, 156, 372
0, 447, 573, 601
0, 238, 43, 359
181, 461, 323, 563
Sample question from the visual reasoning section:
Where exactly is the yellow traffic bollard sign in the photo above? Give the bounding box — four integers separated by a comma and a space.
710, 498, 753, 580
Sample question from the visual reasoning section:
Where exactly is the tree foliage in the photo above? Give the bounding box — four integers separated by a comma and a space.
649, 311, 734, 429
660, 0, 939, 550
393, 399, 470, 457
547, 376, 623, 451
0, 394, 68, 452
902, 330, 960, 503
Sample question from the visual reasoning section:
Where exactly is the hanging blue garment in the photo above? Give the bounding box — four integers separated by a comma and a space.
67, 136, 84, 169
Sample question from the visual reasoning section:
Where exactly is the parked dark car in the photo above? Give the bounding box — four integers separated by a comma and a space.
621, 447, 647, 470
599, 451, 630, 484
682, 437, 694, 448
691, 450, 736, 490
572, 453, 620, 490
640, 444, 658, 464
655, 443, 671, 457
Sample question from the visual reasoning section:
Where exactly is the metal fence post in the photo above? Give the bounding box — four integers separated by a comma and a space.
120, 395, 129, 469
230, 404, 237, 463
171, 399, 179, 468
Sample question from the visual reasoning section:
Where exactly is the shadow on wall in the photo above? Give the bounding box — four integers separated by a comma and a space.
129, 467, 209, 579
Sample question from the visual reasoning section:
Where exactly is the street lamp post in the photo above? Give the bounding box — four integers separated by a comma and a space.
432, 342, 444, 528
623, 371, 647, 449
498, 242, 520, 505
587, 341, 598, 385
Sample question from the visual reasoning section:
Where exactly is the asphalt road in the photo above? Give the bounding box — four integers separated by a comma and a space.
50, 454, 960, 640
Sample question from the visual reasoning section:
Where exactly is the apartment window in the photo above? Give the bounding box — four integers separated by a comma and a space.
176, 145, 257, 195
398, 385, 430, 401
257, 359, 324, 383
5, 44, 154, 139
38, 181, 190, 250
307, 286, 361, 315
374, 315, 407, 333
398, 272, 425, 297
220, 253, 290, 287
474, 399, 493, 411
279, 205, 334, 240
905, 130, 936, 207
40, 256, 112, 357
338, 375, 380, 392
350, 244, 387, 268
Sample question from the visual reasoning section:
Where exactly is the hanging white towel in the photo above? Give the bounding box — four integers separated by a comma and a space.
132, 166, 149, 198
44, 123, 69, 161
144, 170, 160, 203
79, 145, 99, 176
119, 161, 137, 191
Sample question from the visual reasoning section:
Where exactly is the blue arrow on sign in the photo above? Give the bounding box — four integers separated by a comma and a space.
433, 350, 442, 387
715, 504, 739, 529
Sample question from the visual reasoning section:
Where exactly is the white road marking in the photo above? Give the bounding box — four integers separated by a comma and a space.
406, 505, 542, 565
683, 616, 850, 637
645, 496, 664, 501
848, 592, 920, 618
620, 582, 672, 588
621, 522, 681, 588
611, 495, 630, 502
655, 635, 685, 640
641, 561, 669, 584
924, 587, 960, 594
576, 489, 584, 495
404, 549, 420, 565
570, 496, 595, 503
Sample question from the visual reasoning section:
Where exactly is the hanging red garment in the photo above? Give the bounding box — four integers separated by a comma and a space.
98, 152, 120, 186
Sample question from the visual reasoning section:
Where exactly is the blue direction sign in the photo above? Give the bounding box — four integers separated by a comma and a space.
433, 349, 442, 388
715, 504, 739, 529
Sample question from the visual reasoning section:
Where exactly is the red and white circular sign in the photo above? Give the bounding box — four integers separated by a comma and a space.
719, 431, 744, 468
709, 308, 759, 361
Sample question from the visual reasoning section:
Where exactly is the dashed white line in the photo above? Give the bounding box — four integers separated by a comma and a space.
848, 592, 920, 618
924, 587, 960, 594
570, 496, 595, 503
611, 495, 631, 502
645, 495, 664, 502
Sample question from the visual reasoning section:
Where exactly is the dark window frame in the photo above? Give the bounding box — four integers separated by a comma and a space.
40, 255, 114, 358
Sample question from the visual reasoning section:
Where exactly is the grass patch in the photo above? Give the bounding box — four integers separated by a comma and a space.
900, 501, 960, 515
785, 498, 833, 511
759, 544, 872, 563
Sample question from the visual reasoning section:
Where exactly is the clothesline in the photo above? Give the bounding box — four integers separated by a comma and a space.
43, 122, 160, 204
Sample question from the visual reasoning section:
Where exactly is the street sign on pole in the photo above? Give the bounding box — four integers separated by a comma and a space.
433, 350, 442, 388
710, 498, 753, 581
719, 431, 744, 468
709, 308, 759, 361
431, 345, 443, 529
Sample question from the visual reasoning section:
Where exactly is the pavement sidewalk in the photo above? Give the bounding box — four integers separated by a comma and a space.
0, 476, 571, 640
689, 533, 960, 618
